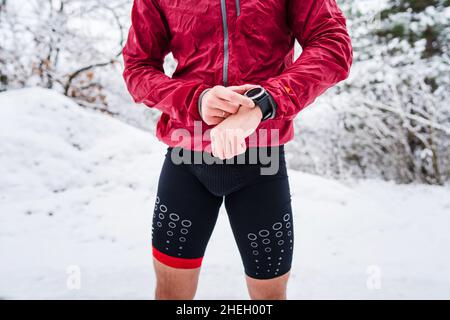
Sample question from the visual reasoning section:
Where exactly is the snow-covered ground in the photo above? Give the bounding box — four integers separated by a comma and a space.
1, 88, 449, 300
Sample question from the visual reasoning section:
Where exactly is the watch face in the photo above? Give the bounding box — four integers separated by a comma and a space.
245, 87, 265, 99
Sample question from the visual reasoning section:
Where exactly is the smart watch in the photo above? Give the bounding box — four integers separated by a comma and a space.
244, 87, 277, 120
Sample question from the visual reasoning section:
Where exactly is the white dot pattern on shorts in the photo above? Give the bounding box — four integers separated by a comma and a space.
181, 220, 192, 228
259, 230, 270, 237
272, 222, 282, 230
152, 200, 193, 257
248, 233, 257, 241
246, 215, 293, 278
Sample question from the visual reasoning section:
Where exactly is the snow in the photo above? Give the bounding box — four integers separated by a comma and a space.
1, 88, 449, 299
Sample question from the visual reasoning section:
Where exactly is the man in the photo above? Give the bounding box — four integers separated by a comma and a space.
123, 0, 352, 299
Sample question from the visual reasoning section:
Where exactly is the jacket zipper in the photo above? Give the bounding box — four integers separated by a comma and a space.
220, 0, 229, 86
220, 0, 240, 86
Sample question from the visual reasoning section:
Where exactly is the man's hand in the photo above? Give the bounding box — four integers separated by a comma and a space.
200, 85, 257, 125
210, 105, 263, 160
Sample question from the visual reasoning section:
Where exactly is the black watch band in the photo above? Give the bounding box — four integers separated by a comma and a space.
244, 87, 277, 120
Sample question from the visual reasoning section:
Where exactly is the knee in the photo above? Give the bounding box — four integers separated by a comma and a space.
246, 272, 290, 300
248, 287, 286, 300
155, 280, 196, 300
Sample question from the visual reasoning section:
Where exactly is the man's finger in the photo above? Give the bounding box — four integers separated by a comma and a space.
212, 130, 225, 160
236, 140, 246, 156
224, 132, 233, 160
207, 108, 230, 118
216, 87, 255, 108
204, 116, 223, 125
210, 135, 216, 157
209, 97, 239, 114
230, 134, 240, 159
227, 84, 260, 94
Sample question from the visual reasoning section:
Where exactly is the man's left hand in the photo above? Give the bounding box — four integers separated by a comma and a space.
210, 105, 263, 160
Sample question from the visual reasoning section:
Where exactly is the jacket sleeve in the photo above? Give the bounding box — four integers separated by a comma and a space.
122, 0, 208, 125
261, 0, 353, 121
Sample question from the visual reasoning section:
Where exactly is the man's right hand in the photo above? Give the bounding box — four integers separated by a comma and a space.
200, 85, 257, 126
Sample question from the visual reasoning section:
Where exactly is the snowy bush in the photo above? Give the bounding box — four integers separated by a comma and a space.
290, 0, 450, 184
0, 0, 129, 106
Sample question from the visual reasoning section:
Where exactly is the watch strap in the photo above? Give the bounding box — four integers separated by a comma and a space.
256, 91, 276, 120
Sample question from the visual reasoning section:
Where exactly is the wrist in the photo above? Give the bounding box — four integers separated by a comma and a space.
247, 104, 263, 120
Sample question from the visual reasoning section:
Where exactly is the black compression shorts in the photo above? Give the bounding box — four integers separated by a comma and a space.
152, 146, 293, 280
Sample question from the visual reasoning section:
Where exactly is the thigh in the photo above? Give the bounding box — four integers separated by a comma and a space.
225, 174, 293, 280
152, 149, 223, 268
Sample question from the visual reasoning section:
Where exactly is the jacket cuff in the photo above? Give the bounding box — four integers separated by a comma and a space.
198, 88, 211, 120
261, 80, 304, 121
184, 84, 210, 124
261, 82, 285, 120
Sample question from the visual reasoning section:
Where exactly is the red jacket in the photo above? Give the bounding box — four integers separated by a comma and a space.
123, 0, 352, 151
